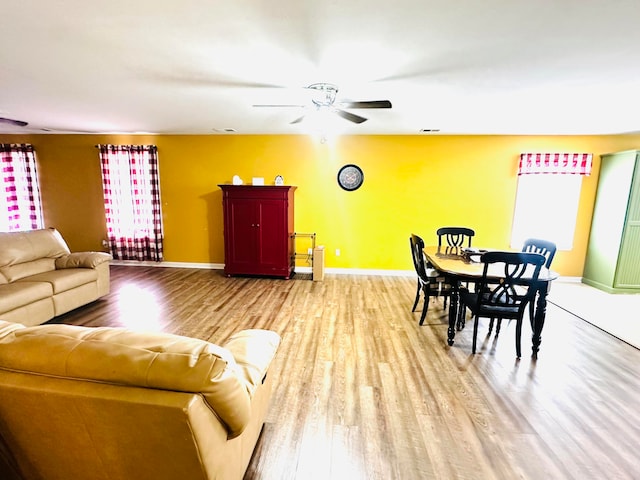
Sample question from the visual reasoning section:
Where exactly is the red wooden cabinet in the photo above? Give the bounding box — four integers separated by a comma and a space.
219, 185, 296, 278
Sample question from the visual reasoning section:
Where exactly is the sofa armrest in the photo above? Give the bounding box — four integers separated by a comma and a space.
55, 252, 112, 269
223, 329, 281, 396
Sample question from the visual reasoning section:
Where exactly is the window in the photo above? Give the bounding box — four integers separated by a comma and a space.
98, 145, 164, 261
0, 143, 44, 232
511, 153, 592, 250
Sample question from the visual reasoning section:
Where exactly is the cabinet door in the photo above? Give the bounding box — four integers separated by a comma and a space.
227, 198, 258, 270
256, 199, 288, 274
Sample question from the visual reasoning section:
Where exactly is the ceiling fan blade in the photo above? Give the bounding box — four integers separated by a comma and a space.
338, 100, 392, 109
0, 117, 29, 127
333, 109, 367, 124
253, 104, 306, 108
290, 115, 306, 124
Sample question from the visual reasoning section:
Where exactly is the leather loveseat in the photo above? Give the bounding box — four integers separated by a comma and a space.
0, 228, 111, 326
0, 320, 281, 480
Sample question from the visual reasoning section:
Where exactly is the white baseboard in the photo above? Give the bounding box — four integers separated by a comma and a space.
294, 267, 414, 276
109, 262, 580, 281
110, 260, 225, 270
556, 276, 582, 283
110, 261, 414, 277
324, 268, 414, 277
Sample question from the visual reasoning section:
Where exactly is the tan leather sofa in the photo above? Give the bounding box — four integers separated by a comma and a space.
0, 228, 111, 326
0, 320, 281, 480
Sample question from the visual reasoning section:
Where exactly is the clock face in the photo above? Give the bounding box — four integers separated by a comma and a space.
337, 164, 364, 191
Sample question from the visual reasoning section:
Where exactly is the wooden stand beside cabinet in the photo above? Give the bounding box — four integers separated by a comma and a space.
583, 150, 640, 293
219, 185, 296, 279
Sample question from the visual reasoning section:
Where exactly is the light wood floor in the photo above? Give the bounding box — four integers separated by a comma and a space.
549, 281, 640, 349
54, 266, 640, 480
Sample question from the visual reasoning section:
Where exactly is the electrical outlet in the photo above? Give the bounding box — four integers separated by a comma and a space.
335, 248, 340, 256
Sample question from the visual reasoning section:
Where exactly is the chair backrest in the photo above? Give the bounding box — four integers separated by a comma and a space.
437, 227, 475, 248
522, 238, 556, 268
476, 251, 546, 312
409, 234, 429, 281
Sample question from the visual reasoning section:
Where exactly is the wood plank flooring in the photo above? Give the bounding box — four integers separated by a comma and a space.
53, 266, 640, 480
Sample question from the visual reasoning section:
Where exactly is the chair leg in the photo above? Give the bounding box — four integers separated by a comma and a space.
457, 302, 466, 330
488, 318, 494, 333
515, 318, 523, 358
419, 292, 429, 326
472, 315, 479, 353
495, 319, 502, 334
412, 282, 421, 312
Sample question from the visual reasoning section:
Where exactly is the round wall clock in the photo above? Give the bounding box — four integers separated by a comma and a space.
337, 164, 364, 191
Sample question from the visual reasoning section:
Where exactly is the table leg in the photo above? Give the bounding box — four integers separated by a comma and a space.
456, 292, 466, 331
531, 281, 550, 356
447, 280, 460, 346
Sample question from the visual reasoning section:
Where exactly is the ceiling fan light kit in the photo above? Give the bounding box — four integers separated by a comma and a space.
307, 83, 339, 107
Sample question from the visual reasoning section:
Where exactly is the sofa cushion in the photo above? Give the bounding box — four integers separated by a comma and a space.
0, 228, 70, 268
0, 258, 56, 283
0, 322, 260, 438
16, 269, 98, 294
0, 283, 53, 314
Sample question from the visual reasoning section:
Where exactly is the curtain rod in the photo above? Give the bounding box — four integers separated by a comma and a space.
94, 144, 157, 148
94, 144, 158, 151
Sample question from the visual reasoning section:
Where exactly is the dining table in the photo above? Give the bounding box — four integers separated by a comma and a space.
423, 245, 559, 356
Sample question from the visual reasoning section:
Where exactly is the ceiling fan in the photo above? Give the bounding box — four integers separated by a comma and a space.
0, 117, 29, 128
253, 83, 392, 125
0, 116, 94, 133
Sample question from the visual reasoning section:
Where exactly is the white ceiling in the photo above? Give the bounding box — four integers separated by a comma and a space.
2, 0, 640, 136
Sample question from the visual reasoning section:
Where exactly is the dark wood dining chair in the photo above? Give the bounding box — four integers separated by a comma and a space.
437, 227, 475, 248
490, 238, 557, 334
409, 234, 452, 325
437, 226, 476, 327
522, 238, 556, 268
458, 251, 546, 357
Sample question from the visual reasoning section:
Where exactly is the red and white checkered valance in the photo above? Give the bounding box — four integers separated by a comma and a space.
518, 153, 592, 175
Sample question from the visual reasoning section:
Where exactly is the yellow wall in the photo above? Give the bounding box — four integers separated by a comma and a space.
2, 133, 640, 276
